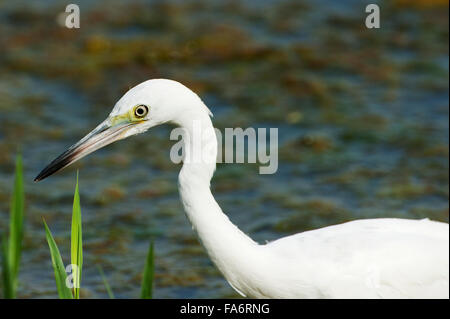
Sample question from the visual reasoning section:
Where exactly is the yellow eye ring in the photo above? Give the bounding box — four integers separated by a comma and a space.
134, 105, 149, 118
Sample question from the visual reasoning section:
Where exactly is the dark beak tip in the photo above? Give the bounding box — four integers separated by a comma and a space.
33, 173, 44, 182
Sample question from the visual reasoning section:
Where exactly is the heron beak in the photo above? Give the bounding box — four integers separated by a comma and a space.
34, 119, 134, 182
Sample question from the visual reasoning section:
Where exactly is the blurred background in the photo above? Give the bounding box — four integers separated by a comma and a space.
0, 0, 448, 298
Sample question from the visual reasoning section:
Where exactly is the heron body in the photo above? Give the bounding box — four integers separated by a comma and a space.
35, 79, 449, 298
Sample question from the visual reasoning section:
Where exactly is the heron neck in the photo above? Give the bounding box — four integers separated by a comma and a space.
177, 110, 259, 295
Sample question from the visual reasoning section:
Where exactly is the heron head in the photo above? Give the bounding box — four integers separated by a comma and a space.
34, 78, 209, 181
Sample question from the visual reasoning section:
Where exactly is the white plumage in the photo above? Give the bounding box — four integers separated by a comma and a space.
35, 79, 450, 298
263, 218, 448, 298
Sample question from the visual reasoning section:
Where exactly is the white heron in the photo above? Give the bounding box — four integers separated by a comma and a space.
35, 79, 449, 298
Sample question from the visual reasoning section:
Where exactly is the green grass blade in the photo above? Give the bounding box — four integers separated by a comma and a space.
1, 154, 24, 298
97, 265, 115, 299
140, 240, 154, 299
9, 155, 24, 281
71, 173, 83, 299
1, 234, 13, 298
43, 219, 73, 299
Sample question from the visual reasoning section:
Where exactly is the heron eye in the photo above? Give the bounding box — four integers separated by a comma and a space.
134, 105, 148, 118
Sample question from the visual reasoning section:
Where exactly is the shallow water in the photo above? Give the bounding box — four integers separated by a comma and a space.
0, 0, 448, 298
